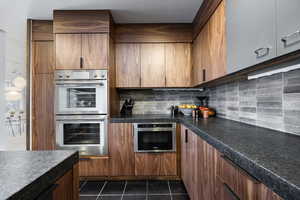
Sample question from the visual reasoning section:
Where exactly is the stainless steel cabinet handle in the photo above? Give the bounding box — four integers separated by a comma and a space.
281, 30, 300, 44
254, 47, 270, 58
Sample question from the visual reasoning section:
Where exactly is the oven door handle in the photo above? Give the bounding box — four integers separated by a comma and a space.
55, 81, 106, 85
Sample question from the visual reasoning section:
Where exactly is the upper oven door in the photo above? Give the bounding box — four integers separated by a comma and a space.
55, 80, 107, 115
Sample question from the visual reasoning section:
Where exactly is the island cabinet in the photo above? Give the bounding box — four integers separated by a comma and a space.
53, 163, 79, 200
53, 10, 113, 70
115, 42, 192, 88
79, 157, 109, 177
181, 126, 283, 200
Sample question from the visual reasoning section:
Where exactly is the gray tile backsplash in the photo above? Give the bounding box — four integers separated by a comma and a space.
209, 68, 300, 135
119, 89, 206, 115
119, 68, 300, 135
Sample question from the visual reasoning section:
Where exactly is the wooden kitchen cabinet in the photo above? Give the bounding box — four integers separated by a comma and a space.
258, 184, 283, 200
81, 34, 108, 69
53, 163, 79, 200
165, 43, 191, 87
55, 34, 81, 69
116, 43, 141, 88
109, 123, 135, 176
192, 0, 226, 85
217, 154, 260, 200
141, 43, 166, 87
135, 152, 177, 176
32, 41, 54, 74
32, 73, 55, 150
55, 33, 108, 69
181, 126, 198, 200
79, 157, 109, 177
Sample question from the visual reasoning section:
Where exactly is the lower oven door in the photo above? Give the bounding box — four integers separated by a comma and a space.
56, 115, 107, 155
134, 125, 176, 153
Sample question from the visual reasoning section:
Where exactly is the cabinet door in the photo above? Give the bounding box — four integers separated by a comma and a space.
116, 43, 141, 87
32, 41, 54, 74
53, 170, 73, 200
277, 0, 300, 56
160, 152, 177, 176
79, 157, 109, 177
55, 34, 81, 69
181, 126, 198, 200
141, 43, 166, 87
192, 32, 203, 86
82, 34, 108, 69
226, 0, 276, 74
109, 123, 135, 176
208, 0, 226, 80
258, 184, 283, 200
166, 43, 191, 87
32, 74, 55, 150
135, 153, 161, 176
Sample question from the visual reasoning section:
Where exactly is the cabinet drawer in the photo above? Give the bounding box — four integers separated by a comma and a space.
79, 156, 109, 177
217, 155, 260, 200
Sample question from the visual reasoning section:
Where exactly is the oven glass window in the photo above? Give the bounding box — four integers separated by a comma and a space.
67, 88, 96, 108
63, 123, 100, 145
138, 131, 173, 151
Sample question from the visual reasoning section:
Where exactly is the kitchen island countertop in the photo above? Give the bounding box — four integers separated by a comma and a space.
0, 150, 79, 200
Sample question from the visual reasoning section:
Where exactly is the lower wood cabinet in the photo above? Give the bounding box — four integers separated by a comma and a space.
181, 126, 283, 200
53, 163, 79, 200
32, 73, 55, 150
109, 123, 135, 176
135, 152, 177, 176
79, 157, 109, 177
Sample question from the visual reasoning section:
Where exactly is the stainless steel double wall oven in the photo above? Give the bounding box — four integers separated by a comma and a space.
55, 70, 108, 155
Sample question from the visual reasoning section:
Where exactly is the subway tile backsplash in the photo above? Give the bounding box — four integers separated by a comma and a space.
209, 68, 300, 136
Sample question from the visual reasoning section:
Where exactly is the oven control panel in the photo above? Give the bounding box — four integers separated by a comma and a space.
55, 70, 107, 80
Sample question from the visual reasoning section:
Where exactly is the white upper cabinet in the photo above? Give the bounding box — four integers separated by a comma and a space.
276, 0, 300, 56
226, 0, 276, 74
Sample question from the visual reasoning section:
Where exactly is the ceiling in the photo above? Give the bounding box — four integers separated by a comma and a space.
27, 0, 203, 23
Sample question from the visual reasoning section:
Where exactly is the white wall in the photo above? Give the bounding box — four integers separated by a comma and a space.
0, 0, 33, 150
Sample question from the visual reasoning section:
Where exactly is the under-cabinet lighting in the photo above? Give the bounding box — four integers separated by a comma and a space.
248, 63, 300, 80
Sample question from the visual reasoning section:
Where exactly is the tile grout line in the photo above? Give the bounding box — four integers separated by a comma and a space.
168, 181, 173, 200
96, 181, 107, 200
79, 180, 87, 191
121, 181, 127, 200
146, 180, 149, 200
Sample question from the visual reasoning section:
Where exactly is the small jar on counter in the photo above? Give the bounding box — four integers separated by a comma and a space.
202, 110, 209, 119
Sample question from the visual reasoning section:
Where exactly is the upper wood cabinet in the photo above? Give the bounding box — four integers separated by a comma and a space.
166, 43, 191, 87
53, 10, 111, 34
32, 41, 54, 74
55, 33, 108, 69
141, 43, 166, 87
32, 20, 53, 41
276, 0, 300, 56
82, 34, 108, 69
116, 43, 141, 87
192, 0, 226, 86
109, 123, 135, 176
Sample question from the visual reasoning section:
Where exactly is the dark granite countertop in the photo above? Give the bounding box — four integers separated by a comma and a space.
110, 114, 300, 200
0, 150, 79, 200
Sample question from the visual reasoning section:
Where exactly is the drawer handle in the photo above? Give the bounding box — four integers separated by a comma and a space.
281, 30, 300, 45
223, 183, 240, 200
79, 158, 91, 161
254, 47, 270, 58
220, 155, 260, 184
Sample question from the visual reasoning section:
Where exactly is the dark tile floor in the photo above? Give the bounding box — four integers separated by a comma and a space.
79, 180, 189, 200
